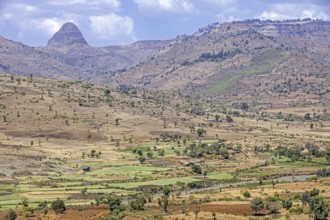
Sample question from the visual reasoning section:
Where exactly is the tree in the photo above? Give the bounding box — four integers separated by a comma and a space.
226, 115, 233, 123
309, 196, 329, 220
196, 128, 206, 137
301, 188, 320, 205
267, 201, 281, 214
160, 195, 169, 212
212, 211, 216, 220
282, 198, 293, 210
193, 206, 201, 219
325, 146, 330, 164
240, 102, 249, 111
160, 132, 170, 142
108, 195, 125, 212
21, 197, 29, 207
104, 89, 111, 96
129, 194, 146, 211
51, 199, 66, 214
138, 156, 146, 164
250, 197, 264, 214
163, 186, 171, 196
81, 188, 87, 196
6, 209, 17, 220
243, 191, 251, 199
192, 164, 202, 174
147, 151, 153, 158
158, 149, 165, 157
220, 147, 229, 159
304, 113, 311, 120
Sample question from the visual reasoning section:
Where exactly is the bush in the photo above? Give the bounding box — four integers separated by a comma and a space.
191, 164, 202, 174
130, 194, 146, 211
108, 195, 125, 212
243, 191, 251, 199
282, 198, 293, 210
268, 201, 281, 214
250, 197, 264, 214
290, 206, 304, 214
316, 168, 330, 177
6, 209, 17, 220
51, 199, 66, 214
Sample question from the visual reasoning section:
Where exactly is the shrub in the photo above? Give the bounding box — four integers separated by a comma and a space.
51, 199, 66, 214
282, 198, 293, 210
130, 194, 146, 211
250, 197, 264, 214
6, 209, 17, 220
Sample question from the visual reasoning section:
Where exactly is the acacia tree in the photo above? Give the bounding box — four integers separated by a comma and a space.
51, 199, 66, 214
250, 197, 264, 215
196, 128, 206, 137
309, 196, 329, 220
129, 194, 146, 211
193, 206, 201, 219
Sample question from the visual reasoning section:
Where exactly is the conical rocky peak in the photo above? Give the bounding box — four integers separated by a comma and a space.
47, 22, 88, 48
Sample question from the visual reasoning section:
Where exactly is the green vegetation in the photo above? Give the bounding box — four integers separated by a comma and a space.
51, 199, 66, 214
208, 50, 290, 93
250, 197, 264, 214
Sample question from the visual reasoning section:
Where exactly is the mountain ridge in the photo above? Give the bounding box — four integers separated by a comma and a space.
0, 19, 329, 108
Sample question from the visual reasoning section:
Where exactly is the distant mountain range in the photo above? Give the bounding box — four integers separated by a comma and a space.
0, 19, 329, 107
0, 22, 168, 80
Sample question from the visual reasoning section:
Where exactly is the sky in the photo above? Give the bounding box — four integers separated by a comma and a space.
0, 0, 329, 47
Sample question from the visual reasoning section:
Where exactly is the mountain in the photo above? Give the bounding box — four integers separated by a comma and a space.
103, 19, 330, 108
0, 19, 329, 108
47, 22, 89, 48
0, 23, 168, 80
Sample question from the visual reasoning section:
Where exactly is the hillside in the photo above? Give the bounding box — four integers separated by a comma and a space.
0, 22, 168, 80
0, 74, 330, 220
106, 20, 330, 108
0, 20, 329, 109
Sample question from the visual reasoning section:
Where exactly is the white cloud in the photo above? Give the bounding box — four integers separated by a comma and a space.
38, 18, 67, 35
89, 13, 135, 42
258, 11, 288, 20
3, 12, 13, 20
257, 3, 329, 20
49, 0, 120, 8
134, 0, 194, 13
205, 0, 237, 6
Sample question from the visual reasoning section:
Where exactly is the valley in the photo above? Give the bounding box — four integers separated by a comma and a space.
0, 17, 329, 220
0, 73, 329, 219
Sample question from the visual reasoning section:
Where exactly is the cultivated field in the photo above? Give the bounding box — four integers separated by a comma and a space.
0, 74, 329, 219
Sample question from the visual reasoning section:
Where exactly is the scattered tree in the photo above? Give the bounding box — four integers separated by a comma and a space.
138, 156, 146, 164
130, 194, 146, 211
51, 199, 66, 214
282, 198, 293, 210
6, 209, 17, 220
309, 196, 329, 220
250, 197, 264, 214
243, 191, 251, 199
193, 206, 201, 219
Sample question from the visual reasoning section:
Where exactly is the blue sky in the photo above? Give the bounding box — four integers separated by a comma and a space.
0, 0, 329, 47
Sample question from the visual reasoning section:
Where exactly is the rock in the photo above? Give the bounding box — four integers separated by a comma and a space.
47, 22, 89, 48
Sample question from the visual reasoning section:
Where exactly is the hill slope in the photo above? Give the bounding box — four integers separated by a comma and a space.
0, 19, 329, 108
105, 20, 330, 107
0, 22, 168, 80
